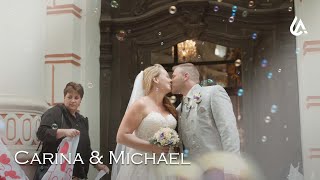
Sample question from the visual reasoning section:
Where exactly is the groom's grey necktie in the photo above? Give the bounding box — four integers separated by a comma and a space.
183, 96, 190, 104
182, 96, 190, 112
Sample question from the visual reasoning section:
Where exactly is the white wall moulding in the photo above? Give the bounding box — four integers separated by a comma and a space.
45, 53, 82, 67
47, 0, 82, 19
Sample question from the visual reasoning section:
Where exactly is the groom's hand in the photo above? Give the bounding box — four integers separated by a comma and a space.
173, 147, 180, 153
95, 164, 110, 174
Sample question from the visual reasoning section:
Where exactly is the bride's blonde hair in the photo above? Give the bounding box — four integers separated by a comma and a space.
143, 64, 177, 119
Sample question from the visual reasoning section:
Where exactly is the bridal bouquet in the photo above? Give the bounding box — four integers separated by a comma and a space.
149, 127, 180, 147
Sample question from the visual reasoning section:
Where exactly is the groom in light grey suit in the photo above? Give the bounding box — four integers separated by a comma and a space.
171, 63, 240, 159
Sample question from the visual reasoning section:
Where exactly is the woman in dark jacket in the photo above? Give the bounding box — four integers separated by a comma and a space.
35, 82, 108, 180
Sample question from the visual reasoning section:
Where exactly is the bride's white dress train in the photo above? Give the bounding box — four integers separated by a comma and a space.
115, 112, 177, 180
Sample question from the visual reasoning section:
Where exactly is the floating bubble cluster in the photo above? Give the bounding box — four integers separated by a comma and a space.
235, 59, 241, 67
229, 16, 235, 23
261, 58, 268, 68
267, 72, 273, 79
237, 88, 244, 96
116, 30, 127, 41
242, 10, 248, 17
271, 105, 278, 113
249, 1, 255, 8
264, 116, 271, 124
214, 5, 219, 12
110, 1, 119, 8
169, 6, 177, 14
252, 33, 257, 40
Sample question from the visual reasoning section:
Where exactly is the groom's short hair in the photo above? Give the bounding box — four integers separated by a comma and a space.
173, 63, 200, 83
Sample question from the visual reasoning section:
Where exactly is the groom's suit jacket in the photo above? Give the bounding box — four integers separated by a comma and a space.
177, 84, 240, 158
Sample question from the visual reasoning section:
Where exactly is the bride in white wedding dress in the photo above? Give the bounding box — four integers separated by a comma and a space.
111, 64, 178, 180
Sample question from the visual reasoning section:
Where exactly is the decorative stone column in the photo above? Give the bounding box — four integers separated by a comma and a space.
0, 0, 48, 178
295, 0, 320, 178
0, 97, 48, 178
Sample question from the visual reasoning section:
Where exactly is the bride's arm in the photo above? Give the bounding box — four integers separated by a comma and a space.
116, 100, 168, 154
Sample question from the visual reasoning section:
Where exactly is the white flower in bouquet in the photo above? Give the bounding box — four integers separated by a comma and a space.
149, 127, 180, 147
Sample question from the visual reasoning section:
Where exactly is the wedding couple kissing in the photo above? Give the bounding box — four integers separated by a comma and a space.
111, 63, 240, 180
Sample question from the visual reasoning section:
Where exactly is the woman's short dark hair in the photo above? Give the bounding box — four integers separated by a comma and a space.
63, 82, 84, 98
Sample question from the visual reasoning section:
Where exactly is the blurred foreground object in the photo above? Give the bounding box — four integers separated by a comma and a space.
156, 152, 265, 180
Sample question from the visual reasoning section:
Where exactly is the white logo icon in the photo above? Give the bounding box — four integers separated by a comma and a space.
290, 16, 308, 36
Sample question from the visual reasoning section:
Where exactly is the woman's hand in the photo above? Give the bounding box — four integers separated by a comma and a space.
63, 129, 80, 137
57, 129, 80, 139
95, 164, 110, 173
151, 145, 170, 154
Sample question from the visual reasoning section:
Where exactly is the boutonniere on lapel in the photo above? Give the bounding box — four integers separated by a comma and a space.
185, 92, 202, 111
193, 92, 202, 104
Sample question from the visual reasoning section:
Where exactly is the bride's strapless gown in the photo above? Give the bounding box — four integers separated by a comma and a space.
116, 112, 177, 180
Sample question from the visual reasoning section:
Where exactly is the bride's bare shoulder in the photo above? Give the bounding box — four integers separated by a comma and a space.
129, 97, 149, 111
125, 98, 150, 120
